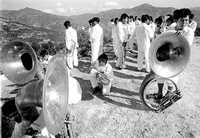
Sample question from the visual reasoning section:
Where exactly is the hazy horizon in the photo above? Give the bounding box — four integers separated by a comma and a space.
1, 0, 200, 16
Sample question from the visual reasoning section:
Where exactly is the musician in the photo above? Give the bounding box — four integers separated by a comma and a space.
155, 8, 195, 102
189, 12, 197, 32
133, 14, 154, 72
88, 18, 95, 44
90, 17, 103, 64
127, 16, 136, 51
128, 16, 136, 36
64, 20, 79, 69
165, 14, 176, 31
149, 16, 156, 35
154, 16, 164, 37
115, 13, 129, 69
135, 16, 141, 26
112, 18, 119, 59
90, 53, 113, 95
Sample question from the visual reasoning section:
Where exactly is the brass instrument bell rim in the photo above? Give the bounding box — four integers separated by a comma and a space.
149, 32, 190, 78
43, 54, 69, 135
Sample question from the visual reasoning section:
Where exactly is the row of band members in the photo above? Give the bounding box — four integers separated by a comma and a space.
40, 8, 196, 96
8, 8, 197, 138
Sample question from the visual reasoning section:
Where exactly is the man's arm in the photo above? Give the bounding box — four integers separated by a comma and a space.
146, 25, 154, 39
65, 30, 71, 50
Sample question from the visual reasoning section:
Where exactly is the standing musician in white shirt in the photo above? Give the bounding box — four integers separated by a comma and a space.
115, 13, 129, 69
64, 20, 79, 69
88, 18, 95, 44
189, 13, 197, 33
127, 16, 136, 51
133, 14, 154, 72
112, 18, 119, 59
90, 17, 103, 64
155, 8, 195, 102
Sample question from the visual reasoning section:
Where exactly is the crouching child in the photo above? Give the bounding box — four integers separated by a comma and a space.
90, 53, 113, 95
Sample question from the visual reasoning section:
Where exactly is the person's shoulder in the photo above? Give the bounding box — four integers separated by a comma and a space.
106, 63, 113, 69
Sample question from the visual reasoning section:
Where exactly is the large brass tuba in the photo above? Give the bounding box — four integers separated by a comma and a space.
149, 32, 190, 78
0, 40, 38, 84
42, 54, 82, 136
43, 54, 69, 135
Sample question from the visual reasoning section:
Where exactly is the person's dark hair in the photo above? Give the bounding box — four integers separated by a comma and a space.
98, 53, 108, 64
155, 16, 163, 26
149, 16, 153, 22
114, 17, 119, 25
190, 13, 194, 20
141, 14, 149, 23
120, 13, 129, 21
166, 15, 174, 25
110, 18, 114, 22
64, 20, 71, 28
88, 18, 93, 24
129, 16, 134, 19
40, 49, 48, 58
135, 16, 138, 20
93, 17, 100, 23
173, 8, 192, 21
129, 15, 135, 21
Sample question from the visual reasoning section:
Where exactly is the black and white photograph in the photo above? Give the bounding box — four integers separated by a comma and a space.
0, 0, 200, 137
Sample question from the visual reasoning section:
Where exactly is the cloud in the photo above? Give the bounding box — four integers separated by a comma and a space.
43, 9, 54, 14
104, 1, 119, 7
56, 7, 66, 13
56, 2, 62, 7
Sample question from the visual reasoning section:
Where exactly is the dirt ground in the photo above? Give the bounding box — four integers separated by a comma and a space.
1, 37, 200, 138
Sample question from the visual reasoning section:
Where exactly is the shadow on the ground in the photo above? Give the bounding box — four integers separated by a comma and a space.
125, 64, 141, 72
109, 61, 143, 73
95, 93, 149, 111
125, 58, 137, 64
126, 52, 137, 59
111, 86, 139, 96
113, 71, 144, 80
75, 77, 94, 101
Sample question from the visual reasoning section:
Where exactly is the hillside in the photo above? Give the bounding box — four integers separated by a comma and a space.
1, 4, 200, 32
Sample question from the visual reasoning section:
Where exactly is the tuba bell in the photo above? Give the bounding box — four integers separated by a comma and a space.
0, 40, 38, 84
149, 32, 190, 78
42, 54, 82, 135
43, 54, 69, 135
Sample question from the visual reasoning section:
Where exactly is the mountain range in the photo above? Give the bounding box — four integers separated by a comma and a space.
1, 3, 200, 33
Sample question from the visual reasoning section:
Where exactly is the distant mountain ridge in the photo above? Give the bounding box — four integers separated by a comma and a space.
0, 4, 200, 32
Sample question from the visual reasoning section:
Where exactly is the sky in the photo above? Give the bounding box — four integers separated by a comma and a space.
1, 0, 200, 16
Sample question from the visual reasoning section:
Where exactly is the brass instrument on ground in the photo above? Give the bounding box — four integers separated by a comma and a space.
140, 32, 190, 112
0, 40, 38, 84
149, 32, 190, 78
1, 41, 79, 137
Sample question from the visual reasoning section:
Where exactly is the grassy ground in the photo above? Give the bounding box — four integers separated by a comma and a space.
1, 38, 200, 138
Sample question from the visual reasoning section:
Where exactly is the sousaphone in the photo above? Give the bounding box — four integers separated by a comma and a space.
140, 32, 190, 112
43, 54, 69, 135
149, 31, 190, 78
0, 40, 38, 84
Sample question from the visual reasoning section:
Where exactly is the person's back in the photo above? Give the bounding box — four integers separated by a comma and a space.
117, 21, 129, 43
69, 27, 78, 47
134, 23, 151, 51
134, 14, 153, 72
